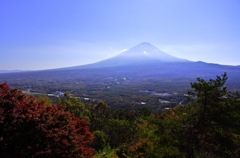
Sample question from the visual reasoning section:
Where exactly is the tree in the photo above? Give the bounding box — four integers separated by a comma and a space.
107, 119, 133, 148
57, 92, 90, 121
37, 95, 52, 106
184, 73, 240, 157
92, 130, 109, 151
0, 83, 94, 158
89, 101, 111, 131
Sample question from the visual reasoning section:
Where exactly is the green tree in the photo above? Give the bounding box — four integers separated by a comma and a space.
90, 101, 111, 131
57, 92, 90, 120
92, 130, 109, 151
107, 119, 133, 148
126, 115, 181, 158
184, 73, 240, 157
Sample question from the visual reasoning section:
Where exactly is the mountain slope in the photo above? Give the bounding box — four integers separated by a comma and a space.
68, 42, 188, 69
98, 42, 187, 66
0, 42, 240, 85
114, 42, 185, 62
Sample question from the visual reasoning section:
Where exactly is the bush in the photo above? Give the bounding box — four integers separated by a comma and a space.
0, 83, 94, 158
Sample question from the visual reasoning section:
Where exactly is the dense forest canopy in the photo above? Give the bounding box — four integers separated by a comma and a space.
0, 73, 240, 157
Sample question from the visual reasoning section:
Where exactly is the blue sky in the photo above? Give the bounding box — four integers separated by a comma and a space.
0, 0, 240, 70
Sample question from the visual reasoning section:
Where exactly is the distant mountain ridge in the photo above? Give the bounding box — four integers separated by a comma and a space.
0, 42, 240, 85
0, 70, 28, 74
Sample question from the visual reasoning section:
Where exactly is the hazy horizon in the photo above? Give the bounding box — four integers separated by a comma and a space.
1, 0, 240, 70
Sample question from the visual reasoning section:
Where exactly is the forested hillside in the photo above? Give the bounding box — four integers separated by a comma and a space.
0, 73, 240, 157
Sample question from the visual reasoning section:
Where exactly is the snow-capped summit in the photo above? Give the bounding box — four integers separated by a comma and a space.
86, 42, 187, 68
116, 42, 184, 62
63, 42, 188, 70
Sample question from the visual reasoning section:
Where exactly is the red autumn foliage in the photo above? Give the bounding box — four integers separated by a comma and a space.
0, 83, 94, 158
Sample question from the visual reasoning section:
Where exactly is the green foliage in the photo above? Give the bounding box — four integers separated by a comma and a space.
90, 101, 111, 131
138, 107, 152, 118
95, 146, 118, 158
183, 73, 240, 157
92, 130, 109, 151
57, 92, 90, 121
117, 73, 240, 158
125, 116, 181, 158
107, 119, 134, 148
1, 73, 240, 157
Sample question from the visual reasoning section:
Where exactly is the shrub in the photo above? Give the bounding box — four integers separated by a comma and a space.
0, 83, 94, 158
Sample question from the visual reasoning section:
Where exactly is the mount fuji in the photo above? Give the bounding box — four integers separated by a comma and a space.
0, 42, 240, 84
70, 42, 188, 69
